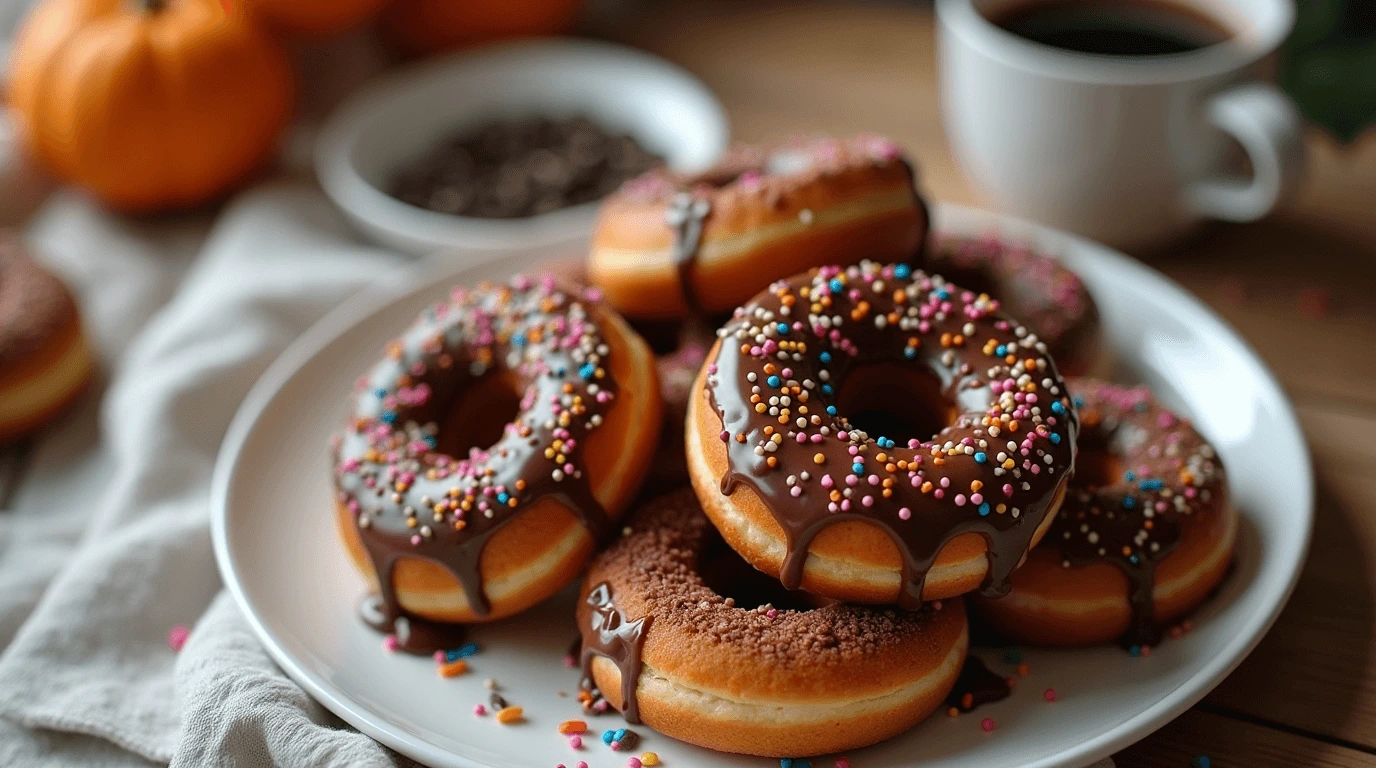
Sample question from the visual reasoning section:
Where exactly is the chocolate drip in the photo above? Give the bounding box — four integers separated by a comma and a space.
579, 583, 652, 724
945, 657, 1012, 713
334, 277, 619, 649
704, 263, 1077, 609
664, 192, 712, 316
358, 593, 468, 655
1048, 380, 1224, 648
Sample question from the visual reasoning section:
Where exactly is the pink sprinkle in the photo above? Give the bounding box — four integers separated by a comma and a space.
766, 608, 778, 619
837, 759, 852, 768
569, 735, 583, 748
563, 655, 576, 668
790, 486, 802, 497
898, 507, 911, 520
433, 650, 446, 663
610, 741, 621, 751
382, 635, 398, 652
954, 494, 967, 506
577, 762, 589, 768
1044, 688, 1057, 702
474, 704, 487, 716
981, 717, 996, 732
167, 625, 190, 652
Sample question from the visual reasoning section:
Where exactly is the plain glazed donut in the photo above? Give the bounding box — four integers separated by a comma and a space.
974, 379, 1235, 647
926, 233, 1101, 376
686, 261, 1079, 607
588, 135, 929, 320
0, 237, 94, 441
578, 489, 968, 757
333, 275, 662, 650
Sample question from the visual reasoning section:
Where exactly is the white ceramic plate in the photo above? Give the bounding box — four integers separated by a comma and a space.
315, 38, 729, 257
212, 205, 1312, 768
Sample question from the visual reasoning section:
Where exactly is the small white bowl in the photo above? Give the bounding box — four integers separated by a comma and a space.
315, 38, 730, 258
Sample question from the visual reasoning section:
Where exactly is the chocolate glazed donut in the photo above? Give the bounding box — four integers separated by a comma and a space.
975, 379, 1235, 647
687, 261, 1078, 607
333, 275, 661, 652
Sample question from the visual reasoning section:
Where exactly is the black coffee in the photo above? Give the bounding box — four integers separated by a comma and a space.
991, 0, 1233, 56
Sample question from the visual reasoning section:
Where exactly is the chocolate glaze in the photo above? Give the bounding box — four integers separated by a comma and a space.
334, 276, 620, 650
664, 192, 712, 316
358, 593, 467, 655
945, 657, 1012, 713
579, 583, 652, 724
1051, 379, 1226, 647
704, 261, 1078, 608
925, 234, 1100, 374
0, 235, 79, 375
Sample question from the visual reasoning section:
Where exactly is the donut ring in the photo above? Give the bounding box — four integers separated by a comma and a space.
589, 135, 929, 320
926, 233, 1101, 376
333, 275, 662, 646
975, 379, 1235, 647
578, 489, 968, 757
0, 237, 94, 441
687, 261, 1078, 607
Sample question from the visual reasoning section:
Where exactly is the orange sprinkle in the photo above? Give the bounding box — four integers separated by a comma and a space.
495, 706, 524, 724
438, 660, 468, 678
558, 720, 586, 734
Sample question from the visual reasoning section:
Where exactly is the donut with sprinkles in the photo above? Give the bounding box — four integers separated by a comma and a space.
925, 233, 1102, 376
974, 379, 1235, 647
333, 275, 662, 648
686, 260, 1079, 607
588, 134, 928, 320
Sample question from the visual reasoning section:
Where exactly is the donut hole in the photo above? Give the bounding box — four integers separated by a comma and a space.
433, 372, 525, 458
835, 364, 957, 446
698, 530, 825, 612
1073, 447, 1126, 490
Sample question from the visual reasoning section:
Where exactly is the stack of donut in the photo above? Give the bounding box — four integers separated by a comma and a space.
330, 134, 1236, 759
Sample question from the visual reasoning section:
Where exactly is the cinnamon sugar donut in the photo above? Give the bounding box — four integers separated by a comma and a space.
0, 237, 94, 441
686, 261, 1079, 607
333, 275, 662, 650
925, 234, 1101, 376
974, 379, 1235, 647
589, 135, 929, 320
578, 489, 967, 757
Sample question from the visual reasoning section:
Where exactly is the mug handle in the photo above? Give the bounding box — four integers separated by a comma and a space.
1187, 82, 1306, 222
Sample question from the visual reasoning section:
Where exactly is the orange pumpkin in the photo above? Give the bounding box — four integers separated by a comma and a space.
380, 0, 582, 57
7, 0, 294, 213
237, 0, 389, 37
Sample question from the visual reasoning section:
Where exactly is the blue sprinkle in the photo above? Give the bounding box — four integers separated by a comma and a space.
1050, 432, 1062, 444
424, 436, 438, 448
380, 411, 397, 424
1124, 471, 1136, 481
974, 452, 987, 463
826, 406, 838, 416
555, 366, 566, 377
821, 384, 834, 395
511, 333, 526, 346
374, 388, 388, 398
995, 345, 1007, 357
602, 730, 616, 745
829, 278, 845, 293
894, 263, 912, 279
445, 642, 480, 661
1051, 400, 1066, 414
1140, 479, 1164, 491
819, 351, 832, 364
1073, 396, 1085, 408
852, 463, 865, 475
780, 760, 812, 768
1128, 645, 1142, 657
1192, 757, 1212, 768
1122, 496, 1137, 510
777, 322, 790, 335
767, 375, 782, 388
496, 493, 509, 504
979, 502, 991, 516
578, 363, 596, 379
1129, 555, 1140, 565
878, 437, 895, 449
936, 288, 950, 300
1002, 650, 1022, 664
904, 347, 917, 359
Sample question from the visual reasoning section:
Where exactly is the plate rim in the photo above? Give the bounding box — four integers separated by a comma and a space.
211, 204, 1314, 768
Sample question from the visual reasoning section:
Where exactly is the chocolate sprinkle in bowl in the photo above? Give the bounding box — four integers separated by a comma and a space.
316, 39, 728, 257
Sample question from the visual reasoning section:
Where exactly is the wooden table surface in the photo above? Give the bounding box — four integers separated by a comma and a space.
623, 2, 1376, 766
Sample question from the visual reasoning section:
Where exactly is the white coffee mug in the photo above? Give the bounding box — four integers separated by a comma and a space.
936, 0, 1304, 250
